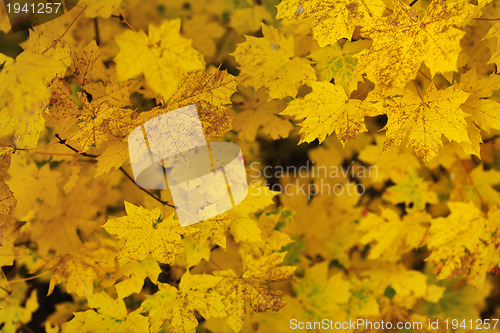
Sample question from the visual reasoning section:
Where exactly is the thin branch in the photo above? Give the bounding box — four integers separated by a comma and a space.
119, 167, 175, 208
13, 148, 82, 157
54, 134, 175, 208
459, 159, 489, 214
55, 134, 98, 157
408, 0, 418, 6
111, 13, 137, 32
42, 5, 87, 54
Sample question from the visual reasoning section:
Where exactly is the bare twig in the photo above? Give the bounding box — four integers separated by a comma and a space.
111, 13, 136, 32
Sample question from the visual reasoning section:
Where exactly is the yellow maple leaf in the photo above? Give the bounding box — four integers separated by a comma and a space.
427, 202, 500, 289
228, 181, 277, 219
114, 19, 205, 100
65, 310, 148, 333
0, 155, 15, 218
182, 213, 233, 250
214, 252, 295, 332
71, 40, 107, 86
104, 201, 184, 265
181, 182, 277, 249
232, 87, 292, 141
229, 5, 272, 34
80, 0, 122, 18
182, 14, 225, 59
175, 238, 211, 269
21, 27, 71, 75
483, 22, 500, 66
384, 167, 438, 212
276, 0, 386, 47
72, 98, 138, 152
359, 208, 430, 262
450, 163, 500, 210
0, 218, 21, 267
30, 185, 103, 255
232, 24, 315, 99
309, 39, 372, 93
381, 84, 471, 163
0, 51, 65, 148
358, 134, 421, 183
140, 272, 226, 332
282, 81, 379, 144
459, 69, 500, 133
239, 211, 293, 259
168, 68, 236, 138
44, 78, 80, 137
65, 292, 148, 332
292, 262, 351, 322
0, 281, 38, 333
362, 263, 444, 309
7, 155, 61, 219
138, 68, 236, 140
32, 241, 116, 297
113, 256, 161, 299
355, 0, 477, 91
95, 140, 129, 177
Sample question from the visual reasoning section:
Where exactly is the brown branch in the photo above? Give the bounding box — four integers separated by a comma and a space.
111, 13, 137, 32
54, 134, 175, 208
119, 166, 175, 208
55, 134, 98, 157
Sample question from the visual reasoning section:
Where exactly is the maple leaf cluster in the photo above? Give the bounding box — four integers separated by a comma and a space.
1, 0, 500, 332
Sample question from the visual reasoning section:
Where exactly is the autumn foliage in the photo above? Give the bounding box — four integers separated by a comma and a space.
1, 0, 500, 332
